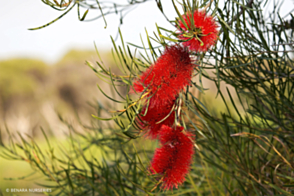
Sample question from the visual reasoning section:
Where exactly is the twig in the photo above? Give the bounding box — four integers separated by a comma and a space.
204, 0, 214, 11
219, 0, 254, 34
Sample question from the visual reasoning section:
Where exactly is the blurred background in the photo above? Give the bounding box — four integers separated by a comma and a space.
1, 0, 293, 195
0, 1, 179, 134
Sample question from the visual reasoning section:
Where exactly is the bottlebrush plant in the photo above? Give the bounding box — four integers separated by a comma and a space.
126, 5, 219, 189
122, 7, 219, 189
150, 125, 195, 189
131, 29, 218, 188
177, 10, 219, 52
133, 44, 197, 189
1, 0, 294, 195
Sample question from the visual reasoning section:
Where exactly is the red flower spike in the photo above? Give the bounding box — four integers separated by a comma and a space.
178, 10, 219, 52
133, 45, 193, 109
138, 99, 176, 139
150, 125, 194, 190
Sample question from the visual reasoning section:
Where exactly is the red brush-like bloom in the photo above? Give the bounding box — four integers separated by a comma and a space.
138, 99, 176, 139
133, 45, 193, 108
178, 10, 218, 52
150, 125, 194, 190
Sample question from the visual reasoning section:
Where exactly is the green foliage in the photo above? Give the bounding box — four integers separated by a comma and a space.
0, 105, 157, 195
1, 0, 294, 195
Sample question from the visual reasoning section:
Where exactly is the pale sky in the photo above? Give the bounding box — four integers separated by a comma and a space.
0, 1, 293, 65
0, 0, 175, 64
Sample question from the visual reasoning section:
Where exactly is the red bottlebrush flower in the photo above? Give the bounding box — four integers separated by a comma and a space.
178, 10, 218, 52
133, 45, 193, 108
150, 125, 194, 190
138, 99, 176, 139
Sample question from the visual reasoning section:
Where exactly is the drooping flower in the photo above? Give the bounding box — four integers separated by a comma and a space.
133, 45, 193, 109
131, 45, 195, 189
150, 125, 194, 190
178, 10, 218, 52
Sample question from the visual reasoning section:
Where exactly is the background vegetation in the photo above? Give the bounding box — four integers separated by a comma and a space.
1, 0, 294, 195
